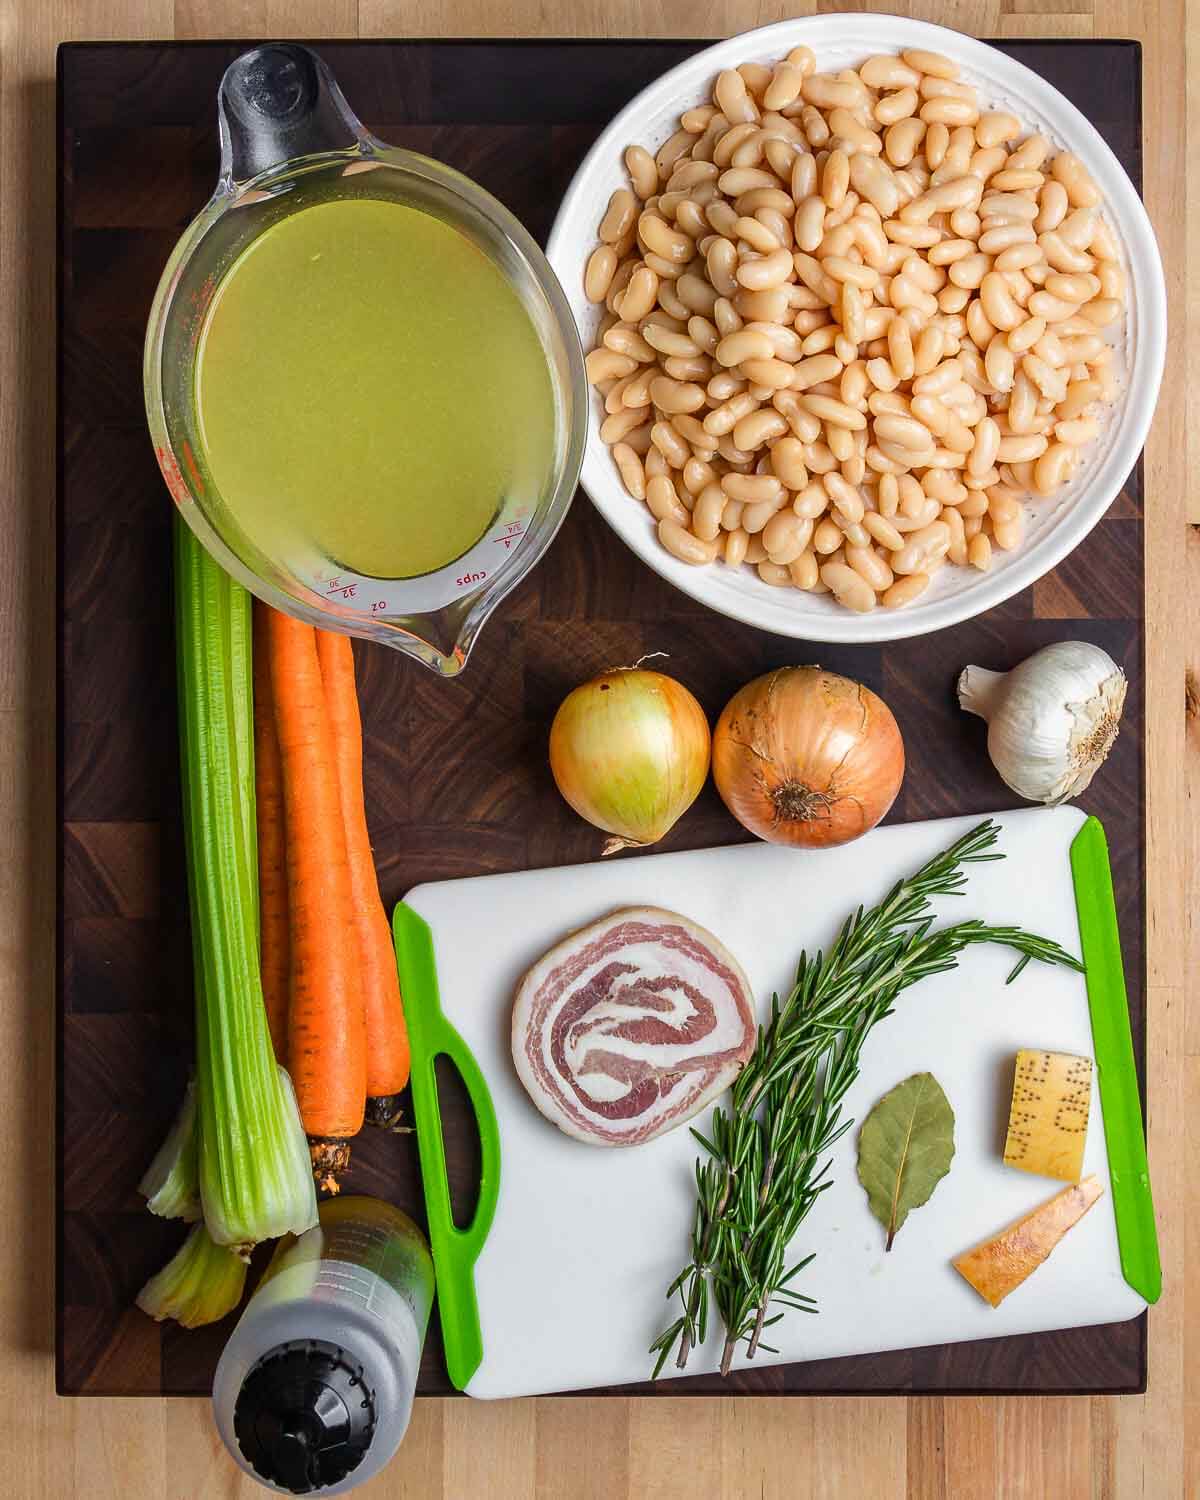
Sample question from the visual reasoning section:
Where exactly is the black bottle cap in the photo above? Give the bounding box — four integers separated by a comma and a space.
233, 1339, 376, 1494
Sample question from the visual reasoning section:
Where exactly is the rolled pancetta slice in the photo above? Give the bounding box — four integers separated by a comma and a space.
511, 906, 756, 1146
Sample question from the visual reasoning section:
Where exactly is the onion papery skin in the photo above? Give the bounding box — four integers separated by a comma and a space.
712, 667, 905, 848
549, 669, 712, 853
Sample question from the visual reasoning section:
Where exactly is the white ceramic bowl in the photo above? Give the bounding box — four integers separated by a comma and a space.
547, 16, 1166, 643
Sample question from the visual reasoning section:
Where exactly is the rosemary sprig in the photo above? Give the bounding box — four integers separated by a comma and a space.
650, 819, 1084, 1378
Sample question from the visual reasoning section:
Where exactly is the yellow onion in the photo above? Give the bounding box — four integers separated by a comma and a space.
549, 669, 711, 855
713, 667, 905, 848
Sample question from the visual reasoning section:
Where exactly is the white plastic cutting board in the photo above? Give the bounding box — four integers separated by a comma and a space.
404, 807, 1145, 1399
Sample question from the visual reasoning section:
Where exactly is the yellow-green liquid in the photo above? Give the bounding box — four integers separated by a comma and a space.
195, 197, 556, 579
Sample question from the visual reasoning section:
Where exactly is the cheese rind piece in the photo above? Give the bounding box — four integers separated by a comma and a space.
953, 1175, 1104, 1308
1002, 1048, 1093, 1182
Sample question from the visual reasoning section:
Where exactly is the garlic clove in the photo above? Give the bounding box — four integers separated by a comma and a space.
957, 642, 1127, 806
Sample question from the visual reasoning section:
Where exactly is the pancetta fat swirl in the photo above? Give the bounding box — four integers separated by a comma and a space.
511, 906, 756, 1145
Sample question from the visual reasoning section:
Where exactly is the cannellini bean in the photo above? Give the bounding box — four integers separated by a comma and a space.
824, 470, 865, 520
975, 111, 1021, 148
762, 510, 812, 563
1051, 152, 1101, 207
984, 333, 1015, 392
861, 510, 903, 551
920, 96, 979, 127
625, 144, 658, 199
740, 356, 796, 389
649, 376, 706, 413
764, 60, 806, 111
1033, 442, 1074, 494
903, 47, 958, 78
1022, 352, 1068, 401
585, 347, 636, 383
979, 271, 1022, 330
691, 482, 727, 540
874, 412, 933, 451
861, 55, 921, 90
732, 409, 790, 450
845, 544, 894, 590
770, 435, 809, 488
598, 188, 638, 244
1027, 289, 1078, 322
643, 324, 701, 358
875, 86, 918, 126
884, 117, 926, 168
1045, 271, 1101, 303
996, 431, 1048, 462
803, 74, 864, 110
1057, 206, 1097, 249
585, 246, 619, 302
800, 393, 868, 429
1080, 297, 1121, 327
715, 329, 774, 367
646, 474, 689, 524
822, 148, 851, 207
649, 421, 691, 468
820, 560, 876, 610
611, 442, 646, 499
1098, 261, 1125, 300
865, 356, 899, 391
658, 516, 718, 563
882, 571, 930, 607
948, 252, 992, 289
891, 521, 951, 574
967, 415, 1001, 479
966, 532, 991, 570
1055, 415, 1100, 446
736, 246, 795, 289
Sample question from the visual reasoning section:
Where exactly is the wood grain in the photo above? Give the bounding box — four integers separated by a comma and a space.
0, 5, 1192, 1500
56, 34, 1147, 1401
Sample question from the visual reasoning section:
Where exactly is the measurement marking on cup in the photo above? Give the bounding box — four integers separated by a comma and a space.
494, 522, 526, 551
324, 578, 358, 600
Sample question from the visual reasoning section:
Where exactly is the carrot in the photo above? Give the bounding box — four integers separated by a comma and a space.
252, 604, 290, 1065
316, 629, 411, 1128
265, 608, 366, 1189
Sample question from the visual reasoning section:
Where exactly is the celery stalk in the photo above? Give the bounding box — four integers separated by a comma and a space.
139, 1077, 201, 1222
136, 1223, 248, 1328
174, 518, 316, 1249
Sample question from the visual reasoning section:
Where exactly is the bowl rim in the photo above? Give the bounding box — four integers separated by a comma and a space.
547, 15, 1166, 644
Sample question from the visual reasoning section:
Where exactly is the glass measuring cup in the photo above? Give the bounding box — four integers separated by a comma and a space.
144, 44, 586, 676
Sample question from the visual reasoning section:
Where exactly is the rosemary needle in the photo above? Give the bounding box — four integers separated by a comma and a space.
650, 819, 1084, 1379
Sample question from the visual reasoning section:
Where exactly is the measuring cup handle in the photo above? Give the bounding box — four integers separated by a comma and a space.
217, 43, 366, 184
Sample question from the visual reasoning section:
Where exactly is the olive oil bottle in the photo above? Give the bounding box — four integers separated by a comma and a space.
212, 1196, 435, 1495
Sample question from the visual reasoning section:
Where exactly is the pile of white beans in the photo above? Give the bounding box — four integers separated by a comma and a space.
583, 45, 1124, 612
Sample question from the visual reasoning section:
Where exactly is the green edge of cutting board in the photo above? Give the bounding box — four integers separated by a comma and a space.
393, 902, 501, 1391
1070, 815, 1161, 1306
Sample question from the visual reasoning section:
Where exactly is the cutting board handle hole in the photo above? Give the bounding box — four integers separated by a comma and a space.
434, 1053, 483, 1231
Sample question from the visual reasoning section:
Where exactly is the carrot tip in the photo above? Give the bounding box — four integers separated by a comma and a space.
365, 1094, 410, 1133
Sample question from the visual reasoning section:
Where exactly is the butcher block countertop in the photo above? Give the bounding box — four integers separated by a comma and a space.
3, 1, 1197, 1498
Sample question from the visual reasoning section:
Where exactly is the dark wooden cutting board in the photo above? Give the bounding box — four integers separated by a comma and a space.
57, 37, 1146, 1397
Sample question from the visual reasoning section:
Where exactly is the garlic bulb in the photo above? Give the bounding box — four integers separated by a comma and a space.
957, 642, 1127, 805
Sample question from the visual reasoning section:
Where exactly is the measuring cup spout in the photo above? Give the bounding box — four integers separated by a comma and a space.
217, 44, 365, 185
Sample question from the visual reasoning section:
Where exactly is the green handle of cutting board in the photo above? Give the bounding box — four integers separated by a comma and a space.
1070, 816, 1161, 1305
393, 901, 501, 1390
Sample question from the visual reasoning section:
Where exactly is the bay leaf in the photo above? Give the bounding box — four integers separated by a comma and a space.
857, 1072, 955, 1251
